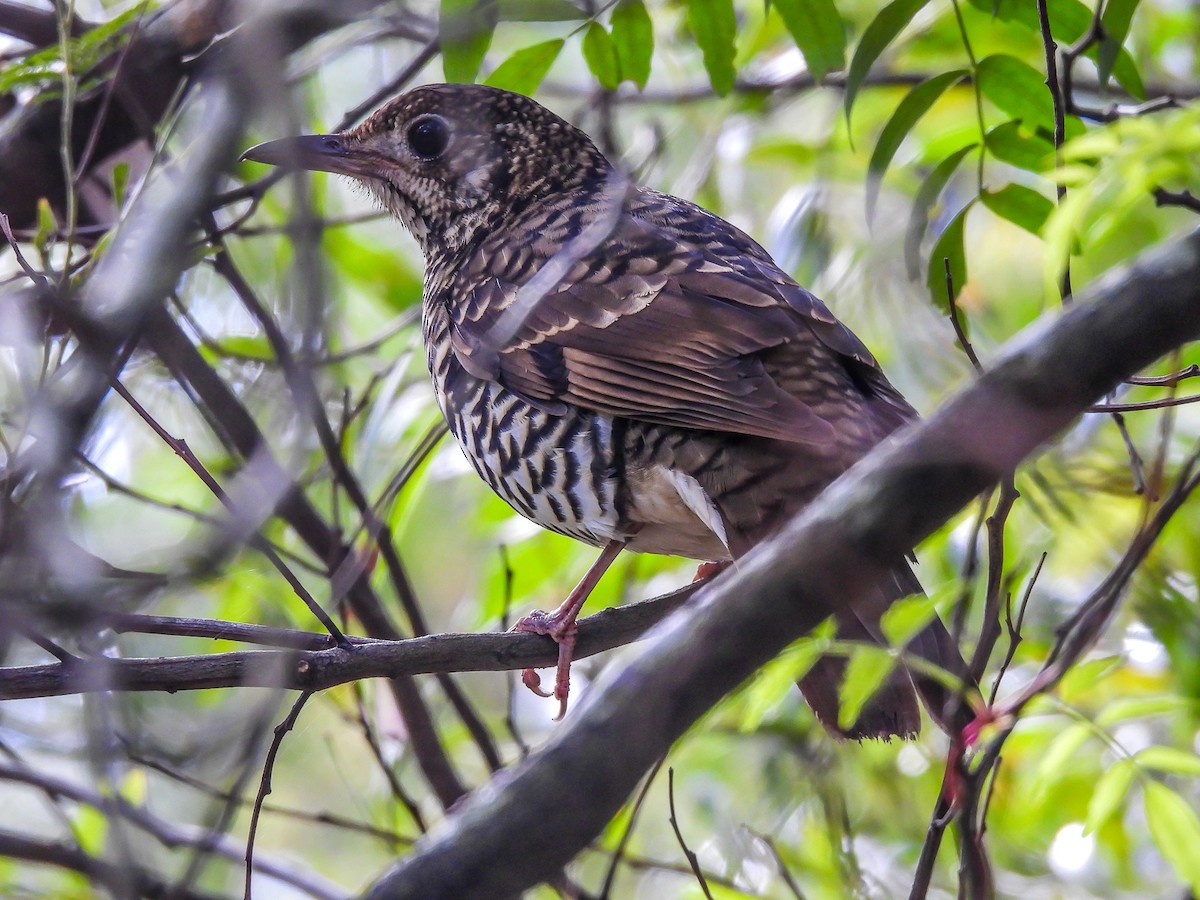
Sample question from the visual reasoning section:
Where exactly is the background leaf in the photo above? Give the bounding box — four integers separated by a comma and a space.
1145, 781, 1200, 892
440, 0, 499, 83
981, 184, 1055, 236
484, 39, 564, 95
773, 0, 846, 83
844, 0, 931, 122
905, 143, 976, 279
686, 0, 737, 96
867, 69, 967, 221
926, 200, 973, 310
611, 0, 654, 89
582, 23, 620, 90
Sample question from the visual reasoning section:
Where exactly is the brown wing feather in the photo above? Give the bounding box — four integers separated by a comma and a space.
443, 186, 915, 445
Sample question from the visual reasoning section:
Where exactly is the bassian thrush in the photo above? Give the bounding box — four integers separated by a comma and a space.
243, 83, 969, 738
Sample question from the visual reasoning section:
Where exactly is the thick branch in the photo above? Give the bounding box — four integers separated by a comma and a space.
363, 230, 1200, 900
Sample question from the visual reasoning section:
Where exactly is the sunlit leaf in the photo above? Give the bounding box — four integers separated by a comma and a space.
740, 640, 824, 731
981, 184, 1055, 236
905, 142, 976, 279
772, 0, 845, 83
686, 0, 737, 96
1031, 721, 1093, 799
611, 0, 654, 89
582, 23, 620, 90
880, 593, 941, 646
1085, 758, 1136, 834
837, 646, 896, 732
485, 39, 564, 95
1096, 695, 1193, 727
845, 0, 931, 123
440, 0, 499, 84
1137, 746, 1200, 778
867, 69, 966, 221
1145, 781, 1200, 892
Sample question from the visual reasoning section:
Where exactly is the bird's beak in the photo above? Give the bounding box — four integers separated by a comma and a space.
240, 134, 383, 178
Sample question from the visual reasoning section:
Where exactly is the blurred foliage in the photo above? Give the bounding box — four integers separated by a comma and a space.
1, 0, 1200, 897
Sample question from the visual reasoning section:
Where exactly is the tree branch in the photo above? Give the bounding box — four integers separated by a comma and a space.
362, 229, 1200, 900
0, 584, 698, 700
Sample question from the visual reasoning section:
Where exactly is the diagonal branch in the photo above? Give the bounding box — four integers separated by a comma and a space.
362, 229, 1200, 900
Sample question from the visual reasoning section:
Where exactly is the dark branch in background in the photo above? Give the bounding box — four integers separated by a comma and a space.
0, 762, 341, 898
362, 232, 1200, 899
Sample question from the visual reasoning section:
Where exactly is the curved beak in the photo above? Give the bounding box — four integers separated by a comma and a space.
240, 134, 383, 178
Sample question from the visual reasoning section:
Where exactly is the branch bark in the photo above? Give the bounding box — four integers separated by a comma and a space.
0, 584, 697, 700
362, 229, 1200, 900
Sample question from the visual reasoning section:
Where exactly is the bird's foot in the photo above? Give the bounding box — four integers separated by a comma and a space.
511, 609, 579, 721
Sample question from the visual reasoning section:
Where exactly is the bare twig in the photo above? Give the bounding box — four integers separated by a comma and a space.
666, 769, 713, 900
245, 691, 314, 900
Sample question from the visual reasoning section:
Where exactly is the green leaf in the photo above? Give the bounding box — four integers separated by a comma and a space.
582, 24, 620, 90
611, 0, 654, 89
0, 4, 146, 94
1145, 781, 1200, 892
926, 200, 973, 312
772, 0, 846, 83
212, 336, 276, 362
845, 0, 931, 123
1085, 758, 1136, 834
1137, 746, 1200, 778
110, 162, 130, 209
740, 641, 825, 731
867, 69, 967, 221
976, 54, 1055, 131
1031, 721, 1093, 798
1097, 695, 1193, 727
440, 0, 499, 84
837, 646, 896, 732
905, 143, 976, 280
1098, 0, 1140, 88
981, 184, 1054, 237
484, 39, 564, 95
880, 593, 940, 646
686, 0, 737, 96
34, 198, 59, 255
984, 120, 1056, 172
968, 0, 1144, 99
496, 0, 586, 20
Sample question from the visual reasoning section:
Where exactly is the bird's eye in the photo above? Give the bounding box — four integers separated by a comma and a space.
407, 115, 450, 160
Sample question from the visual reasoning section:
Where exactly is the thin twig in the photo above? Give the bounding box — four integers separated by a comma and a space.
245, 691, 313, 900
666, 768, 713, 900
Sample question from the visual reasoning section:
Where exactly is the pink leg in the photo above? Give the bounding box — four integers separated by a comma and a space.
511, 538, 627, 720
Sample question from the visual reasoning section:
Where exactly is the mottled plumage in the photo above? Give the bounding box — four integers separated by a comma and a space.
242, 83, 968, 738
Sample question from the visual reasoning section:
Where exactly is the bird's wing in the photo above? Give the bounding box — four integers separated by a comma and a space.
443, 190, 914, 445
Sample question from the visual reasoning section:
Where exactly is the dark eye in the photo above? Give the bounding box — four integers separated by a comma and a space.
407, 115, 449, 159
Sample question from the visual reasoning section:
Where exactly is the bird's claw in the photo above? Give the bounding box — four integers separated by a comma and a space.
512, 610, 579, 719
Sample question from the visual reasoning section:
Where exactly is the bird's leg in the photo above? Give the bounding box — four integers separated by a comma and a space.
512, 537, 627, 719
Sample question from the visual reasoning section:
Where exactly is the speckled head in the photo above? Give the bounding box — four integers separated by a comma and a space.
241, 84, 612, 257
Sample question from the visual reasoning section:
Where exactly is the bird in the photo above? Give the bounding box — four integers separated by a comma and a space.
242, 82, 971, 738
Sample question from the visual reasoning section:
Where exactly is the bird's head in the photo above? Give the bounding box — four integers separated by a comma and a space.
241, 83, 613, 258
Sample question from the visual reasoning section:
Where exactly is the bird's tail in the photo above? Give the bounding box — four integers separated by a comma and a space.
796, 563, 974, 740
